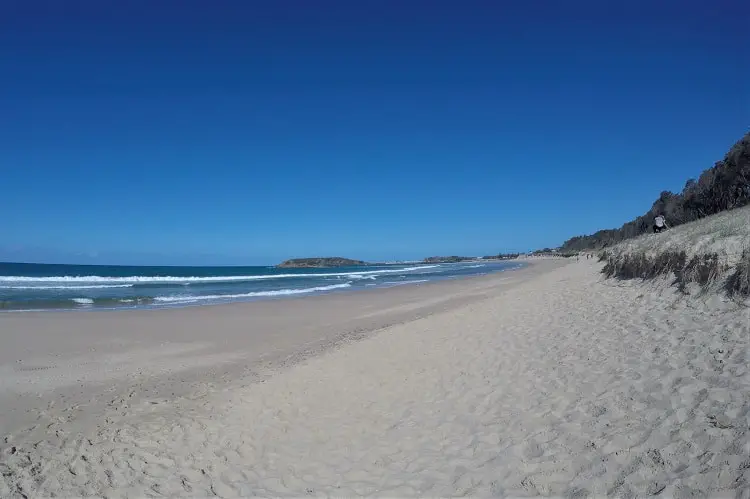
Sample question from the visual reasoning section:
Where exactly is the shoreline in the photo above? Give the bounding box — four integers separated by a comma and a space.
0, 259, 558, 440
0, 261, 524, 314
2, 258, 748, 496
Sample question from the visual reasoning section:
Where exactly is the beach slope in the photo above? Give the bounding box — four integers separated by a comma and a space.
1, 258, 748, 497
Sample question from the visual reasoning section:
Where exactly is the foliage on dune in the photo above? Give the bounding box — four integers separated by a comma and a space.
562, 132, 750, 252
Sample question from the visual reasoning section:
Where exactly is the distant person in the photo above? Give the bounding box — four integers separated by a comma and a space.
653, 214, 668, 233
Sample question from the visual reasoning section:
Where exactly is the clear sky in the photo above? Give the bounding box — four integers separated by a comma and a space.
2, 0, 748, 265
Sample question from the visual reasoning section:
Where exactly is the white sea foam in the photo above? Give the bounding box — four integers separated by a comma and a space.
383, 279, 429, 286
153, 282, 353, 303
463, 264, 486, 269
0, 284, 134, 290
0, 266, 439, 285
72, 298, 94, 305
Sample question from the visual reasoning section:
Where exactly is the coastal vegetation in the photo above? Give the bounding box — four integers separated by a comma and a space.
552, 129, 750, 298
277, 257, 365, 268
600, 245, 750, 298
482, 253, 521, 260
422, 256, 476, 263
278, 255, 525, 267
596, 195, 750, 298
560, 131, 750, 252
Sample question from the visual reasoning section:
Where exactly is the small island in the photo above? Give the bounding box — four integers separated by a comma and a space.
423, 256, 476, 264
277, 257, 366, 268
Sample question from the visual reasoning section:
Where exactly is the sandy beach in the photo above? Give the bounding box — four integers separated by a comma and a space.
1, 258, 748, 497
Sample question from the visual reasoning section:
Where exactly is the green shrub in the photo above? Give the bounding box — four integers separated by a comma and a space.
600, 250, 735, 295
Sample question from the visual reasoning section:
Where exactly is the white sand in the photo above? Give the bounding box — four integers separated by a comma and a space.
1, 259, 749, 497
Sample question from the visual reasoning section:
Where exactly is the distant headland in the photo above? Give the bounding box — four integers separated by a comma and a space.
276, 254, 524, 268
423, 254, 519, 263
276, 257, 366, 268
423, 256, 475, 264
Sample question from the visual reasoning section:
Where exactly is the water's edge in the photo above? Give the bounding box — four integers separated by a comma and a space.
0, 261, 525, 312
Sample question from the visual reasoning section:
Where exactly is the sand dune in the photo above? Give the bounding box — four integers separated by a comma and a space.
1, 259, 748, 497
613, 205, 750, 266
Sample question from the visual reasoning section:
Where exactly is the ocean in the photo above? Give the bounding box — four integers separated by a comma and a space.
0, 260, 523, 311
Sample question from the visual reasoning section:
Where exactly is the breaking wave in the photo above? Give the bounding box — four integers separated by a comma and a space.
0, 266, 439, 285
153, 282, 353, 303
0, 284, 134, 290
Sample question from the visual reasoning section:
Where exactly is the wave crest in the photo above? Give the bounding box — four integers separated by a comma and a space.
0, 265, 439, 285
0, 284, 134, 290
153, 282, 352, 303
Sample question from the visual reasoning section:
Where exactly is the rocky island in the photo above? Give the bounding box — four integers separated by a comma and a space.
276, 257, 366, 268
422, 256, 476, 264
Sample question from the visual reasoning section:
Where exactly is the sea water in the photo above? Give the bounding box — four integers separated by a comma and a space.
0, 261, 522, 311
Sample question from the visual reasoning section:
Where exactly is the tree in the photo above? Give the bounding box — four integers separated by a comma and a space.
560, 131, 750, 252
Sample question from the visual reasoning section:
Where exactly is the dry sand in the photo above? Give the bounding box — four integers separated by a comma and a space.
1, 258, 749, 497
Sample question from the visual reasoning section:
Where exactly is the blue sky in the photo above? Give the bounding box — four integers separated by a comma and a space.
1, 0, 748, 265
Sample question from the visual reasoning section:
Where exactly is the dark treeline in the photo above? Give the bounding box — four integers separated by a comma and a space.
561, 132, 750, 252
482, 253, 520, 260
423, 256, 475, 263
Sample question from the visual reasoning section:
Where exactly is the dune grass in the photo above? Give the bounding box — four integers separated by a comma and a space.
725, 249, 750, 297
599, 206, 750, 298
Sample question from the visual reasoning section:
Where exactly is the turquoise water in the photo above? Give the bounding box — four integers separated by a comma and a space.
0, 261, 523, 311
